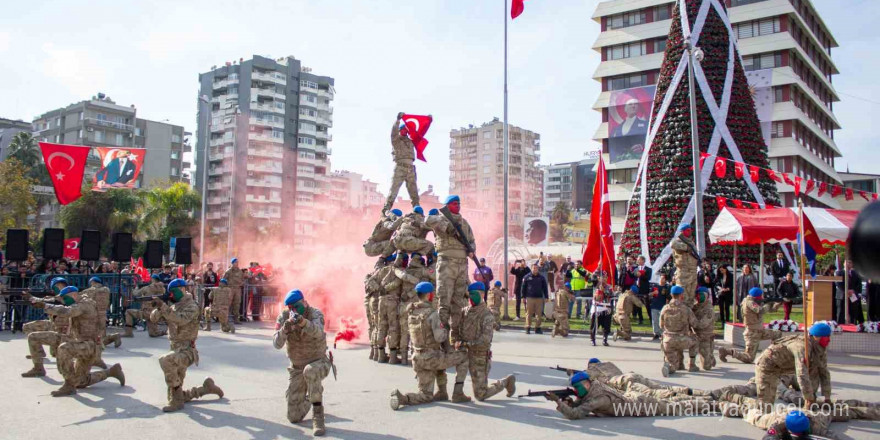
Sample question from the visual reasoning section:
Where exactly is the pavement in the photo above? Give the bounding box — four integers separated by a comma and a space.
2, 324, 879, 440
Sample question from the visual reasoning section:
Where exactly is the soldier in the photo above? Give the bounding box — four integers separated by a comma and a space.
81, 277, 122, 348
671, 224, 699, 307
553, 282, 574, 338
459, 282, 516, 401
719, 287, 782, 364
710, 375, 801, 402
273, 289, 333, 437
581, 358, 711, 399
390, 282, 471, 410
487, 281, 504, 331
123, 274, 167, 338
152, 279, 224, 412
364, 264, 380, 360
660, 285, 698, 377
691, 286, 716, 370
22, 277, 71, 361
368, 255, 396, 362
722, 397, 878, 439
204, 278, 235, 333
425, 195, 476, 344
753, 323, 832, 411
378, 253, 407, 364
223, 258, 245, 323
383, 113, 422, 213
391, 252, 435, 365
22, 286, 125, 396
364, 209, 404, 258
614, 284, 645, 341
391, 206, 434, 256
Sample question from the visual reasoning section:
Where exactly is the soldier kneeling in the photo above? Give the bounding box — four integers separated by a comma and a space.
205, 279, 235, 333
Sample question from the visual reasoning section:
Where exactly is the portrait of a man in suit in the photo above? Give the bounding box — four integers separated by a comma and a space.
95, 149, 136, 189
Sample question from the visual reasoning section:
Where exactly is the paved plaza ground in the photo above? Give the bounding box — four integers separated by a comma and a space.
1, 323, 878, 440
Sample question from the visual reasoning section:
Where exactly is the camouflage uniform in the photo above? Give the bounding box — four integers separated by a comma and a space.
23, 315, 69, 359
691, 298, 716, 370
487, 286, 504, 330
671, 235, 699, 307
460, 301, 514, 401
204, 286, 234, 333
614, 290, 644, 340
383, 118, 420, 212
711, 375, 801, 402
223, 266, 245, 322
364, 213, 403, 258
554, 380, 715, 419
553, 288, 573, 337
425, 210, 476, 343
717, 397, 834, 437
659, 298, 698, 374
753, 334, 831, 409
364, 271, 379, 359
390, 258, 435, 364
124, 282, 166, 337
719, 297, 782, 364
587, 361, 704, 399
378, 259, 406, 363
272, 306, 332, 425
391, 212, 433, 256
152, 295, 222, 411
81, 285, 121, 347
390, 301, 469, 409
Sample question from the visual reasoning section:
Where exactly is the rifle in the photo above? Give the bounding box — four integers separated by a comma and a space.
550, 365, 576, 375
518, 388, 578, 399
133, 295, 166, 304
437, 206, 486, 293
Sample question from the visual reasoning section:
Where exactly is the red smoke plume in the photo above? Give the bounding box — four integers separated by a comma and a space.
333, 317, 362, 348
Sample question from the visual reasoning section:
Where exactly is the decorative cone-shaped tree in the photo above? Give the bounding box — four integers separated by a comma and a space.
619, 0, 782, 268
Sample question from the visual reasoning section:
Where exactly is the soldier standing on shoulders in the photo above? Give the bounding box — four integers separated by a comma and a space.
391, 207, 434, 257
671, 224, 700, 307
204, 278, 235, 333
459, 282, 516, 401
364, 209, 404, 258
660, 286, 698, 377
383, 113, 423, 213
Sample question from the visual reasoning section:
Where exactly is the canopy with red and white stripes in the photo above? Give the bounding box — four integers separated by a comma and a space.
708, 207, 859, 246
796, 207, 858, 245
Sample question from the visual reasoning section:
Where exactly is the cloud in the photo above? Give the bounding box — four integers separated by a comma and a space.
0, 32, 9, 53
40, 43, 109, 99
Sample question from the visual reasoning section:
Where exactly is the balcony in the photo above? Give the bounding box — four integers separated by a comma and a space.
248, 149, 283, 159
246, 163, 283, 174
206, 211, 228, 220
249, 116, 284, 129
208, 167, 230, 176
299, 112, 317, 123
296, 184, 318, 194
295, 199, 314, 208
251, 211, 282, 219
252, 88, 285, 101
212, 77, 239, 89
317, 102, 333, 113
252, 71, 287, 85
299, 125, 317, 136
250, 102, 284, 114
246, 179, 283, 188
211, 120, 236, 132
210, 137, 233, 147
299, 96, 318, 107
317, 114, 333, 127
207, 196, 229, 205
207, 182, 225, 190
84, 117, 134, 132
209, 150, 232, 161
248, 132, 284, 144
317, 88, 334, 100
246, 194, 282, 204
315, 131, 331, 141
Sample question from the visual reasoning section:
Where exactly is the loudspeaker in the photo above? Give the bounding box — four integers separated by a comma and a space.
4, 229, 29, 261
42, 228, 65, 260
174, 237, 192, 265
80, 230, 101, 261
111, 232, 133, 262
143, 240, 164, 269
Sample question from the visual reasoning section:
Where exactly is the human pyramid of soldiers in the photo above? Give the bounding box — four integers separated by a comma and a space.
14, 114, 880, 439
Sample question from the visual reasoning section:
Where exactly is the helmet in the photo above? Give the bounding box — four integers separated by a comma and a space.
588, 358, 600, 364
570, 371, 590, 385
89, 276, 103, 285
167, 278, 187, 294
748, 287, 764, 298
219, 278, 228, 285
494, 281, 502, 287
444, 195, 460, 205
50, 277, 69, 288
284, 289, 304, 306
785, 410, 810, 434
415, 282, 434, 294
58, 286, 79, 296
390, 209, 403, 217
413, 206, 424, 215
468, 282, 486, 292
809, 322, 832, 337
670, 286, 684, 295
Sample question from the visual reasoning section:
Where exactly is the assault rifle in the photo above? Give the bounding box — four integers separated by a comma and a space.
437, 206, 487, 293
518, 388, 578, 399
550, 365, 576, 376
133, 295, 167, 304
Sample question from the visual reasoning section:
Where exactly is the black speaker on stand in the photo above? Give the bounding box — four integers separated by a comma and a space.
80, 230, 101, 262
4, 229, 29, 261
42, 228, 65, 260
143, 240, 164, 269
174, 237, 192, 265
111, 232, 133, 262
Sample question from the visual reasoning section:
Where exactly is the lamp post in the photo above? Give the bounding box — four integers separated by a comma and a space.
687, 41, 706, 257
198, 95, 211, 266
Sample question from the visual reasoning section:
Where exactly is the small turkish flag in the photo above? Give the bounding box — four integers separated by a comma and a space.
714, 158, 727, 178
817, 182, 828, 197
732, 199, 744, 209
794, 176, 802, 197
748, 202, 760, 209
782, 173, 795, 187
401, 114, 432, 162
845, 188, 854, 201
749, 165, 760, 183
699, 153, 710, 170
715, 196, 727, 211
830, 185, 842, 199
734, 162, 745, 179
805, 180, 815, 195
63, 238, 80, 260
39, 142, 91, 205
859, 190, 870, 201
766, 169, 783, 183
873, 193, 878, 201
511, 0, 525, 19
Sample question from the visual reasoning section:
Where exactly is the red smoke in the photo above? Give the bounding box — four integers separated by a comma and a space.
333, 316, 362, 348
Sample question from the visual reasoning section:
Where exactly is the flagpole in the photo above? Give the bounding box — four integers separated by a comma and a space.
503, 0, 510, 301
686, 41, 706, 257
798, 198, 809, 369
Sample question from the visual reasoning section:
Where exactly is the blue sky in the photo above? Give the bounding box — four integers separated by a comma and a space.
0, 0, 875, 196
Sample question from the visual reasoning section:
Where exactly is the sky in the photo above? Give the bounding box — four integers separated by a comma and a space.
0, 0, 877, 196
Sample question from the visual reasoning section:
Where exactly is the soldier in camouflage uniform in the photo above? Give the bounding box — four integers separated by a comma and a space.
691, 287, 716, 370
425, 195, 476, 344
487, 281, 504, 331
364, 210, 404, 258
671, 224, 699, 307
390, 282, 471, 410
378, 253, 407, 364
718, 287, 782, 364
553, 283, 574, 338
391, 207, 434, 257
123, 274, 167, 338
709, 374, 800, 402
223, 258, 245, 323
383, 113, 421, 213
721, 397, 878, 438
660, 285, 698, 377
23, 277, 76, 363
152, 279, 224, 412
22, 286, 125, 396
581, 359, 711, 400
368, 255, 396, 362
459, 282, 515, 400
204, 278, 235, 333
273, 289, 332, 436
753, 323, 832, 410
614, 285, 645, 341
81, 277, 122, 348
364, 261, 382, 360
390, 252, 435, 365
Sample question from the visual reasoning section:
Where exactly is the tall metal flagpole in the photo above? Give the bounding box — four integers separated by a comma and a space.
687, 41, 706, 257
503, 0, 510, 299
198, 95, 211, 266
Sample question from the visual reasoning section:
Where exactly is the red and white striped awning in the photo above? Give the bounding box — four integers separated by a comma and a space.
796, 208, 858, 245
708, 208, 800, 245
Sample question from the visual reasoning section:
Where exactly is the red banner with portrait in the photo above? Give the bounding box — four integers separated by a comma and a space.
92, 147, 146, 192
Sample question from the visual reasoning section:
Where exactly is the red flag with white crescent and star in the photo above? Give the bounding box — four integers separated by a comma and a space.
400, 114, 432, 162
63, 238, 81, 260
583, 156, 616, 285
38, 142, 91, 205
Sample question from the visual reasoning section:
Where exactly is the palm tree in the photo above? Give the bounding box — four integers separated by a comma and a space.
138, 181, 202, 241
550, 202, 572, 243
7, 132, 54, 229
59, 186, 142, 252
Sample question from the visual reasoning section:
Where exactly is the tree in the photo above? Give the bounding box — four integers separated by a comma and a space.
0, 158, 37, 235
549, 202, 572, 243
138, 181, 201, 256
59, 186, 141, 252
7, 131, 55, 230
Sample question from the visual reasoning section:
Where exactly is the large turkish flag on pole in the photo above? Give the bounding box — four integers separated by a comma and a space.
401, 114, 432, 162
511, 0, 525, 19
63, 238, 81, 260
38, 142, 90, 205
583, 156, 616, 285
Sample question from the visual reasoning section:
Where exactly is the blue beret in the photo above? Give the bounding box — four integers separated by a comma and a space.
809, 323, 832, 337
565, 282, 572, 289
570, 371, 590, 385
284, 289, 304, 306
385, 253, 397, 262
468, 282, 486, 292
151, 274, 162, 281
231, 258, 238, 264
167, 278, 187, 293
494, 281, 502, 287
415, 282, 434, 294
50, 277, 69, 287
219, 278, 228, 285
89, 276, 103, 285
399, 123, 407, 131
390, 209, 403, 217
588, 358, 600, 364
428, 208, 439, 216
785, 410, 810, 434
444, 195, 460, 204
413, 206, 423, 215
696, 286, 710, 293
58, 286, 79, 296
630, 284, 639, 293
748, 287, 764, 297
670, 285, 684, 295
677, 224, 691, 233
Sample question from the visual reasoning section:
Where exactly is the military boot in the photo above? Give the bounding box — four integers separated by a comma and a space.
200, 377, 224, 399
433, 382, 449, 401
107, 363, 126, 386
312, 403, 326, 436
377, 348, 389, 363
122, 326, 134, 338
718, 347, 729, 362
390, 389, 408, 410
204, 319, 212, 331
163, 387, 186, 412
661, 362, 672, 377
451, 382, 471, 403
94, 358, 108, 369
388, 349, 401, 365
21, 364, 46, 378
51, 380, 77, 397
369, 346, 376, 361
688, 357, 699, 372
104, 333, 122, 348
504, 375, 517, 397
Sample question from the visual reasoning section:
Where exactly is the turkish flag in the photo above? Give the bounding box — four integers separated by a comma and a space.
583, 156, 616, 286
859, 190, 870, 201
794, 176, 802, 197
715, 196, 727, 211
767, 169, 783, 183
782, 173, 795, 187
749, 165, 760, 183
699, 153, 710, 170
817, 182, 828, 197
845, 188, 854, 201
734, 162, 745, 179
177, 265, 184, 278
873, 193, 878, 201
401, 114, 432, 162
830, 185, 842, 199
732, 199, 744, 209
714, 158, 727, 178
805, 180, 815, 195
63, 238, 81, 260
748, 202, 760, 209
38, 142, 91, 205
511, 0, 525, 19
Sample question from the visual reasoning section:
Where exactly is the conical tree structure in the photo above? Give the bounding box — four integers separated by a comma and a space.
619, 0, 782, 269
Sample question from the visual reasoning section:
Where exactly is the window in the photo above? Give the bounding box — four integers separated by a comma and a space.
771, 122, 784, 138
742, 53, 782, 71
734, 18, 780, 40
608, 73, 648, 91
300, 108, 317, 117
482, 166, 490, 173
774, 87, 785, 103
228, 86, 238, 95
78, 112, 83, 121
171, 151, 180, 159
482, 131, 492, 139
55, 117, 61, 127
607, 10, 646, 30
171, 168, 179, 176
654, 39, 667, 53
78, 129, 83, 138
95, 130, 104, 142
116, 133, 124, 146
55, 134, 61, 142
482, 178, 491, 185
97, 113, 107, 122
654, 5, 670, 20
610, 201, 627, 216
300, 80, 318, 89
171, 134, 181, 143
305, 95, 316, 103
609, 41, 647, 60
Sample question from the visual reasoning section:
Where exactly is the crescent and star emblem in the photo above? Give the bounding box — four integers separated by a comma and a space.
47, 152, 75, 181
67, 240, 79, 250
404, 118, 420, 133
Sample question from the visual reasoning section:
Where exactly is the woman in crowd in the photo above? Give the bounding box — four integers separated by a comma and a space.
735, 264, 759, 322
715, 265, 734, 323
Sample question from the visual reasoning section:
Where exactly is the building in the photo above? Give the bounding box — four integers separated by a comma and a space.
195, 55, 334, 249
839, 171, 880, 211
449, 118, 542, 240
327, 170, 383, 211
592, 0, 843, 242
0, 117, 32, 161
543, 155, 600, 216
137, 119, 191, 187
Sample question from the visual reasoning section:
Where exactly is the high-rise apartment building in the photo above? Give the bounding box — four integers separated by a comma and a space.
195, 55, 334, 249
592, 0, 842, 241
327, 170, 383, 211
542, 156, 599, 216
449, 118, 542, 239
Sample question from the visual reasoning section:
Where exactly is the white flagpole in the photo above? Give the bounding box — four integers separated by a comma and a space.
503, 0, 510, 298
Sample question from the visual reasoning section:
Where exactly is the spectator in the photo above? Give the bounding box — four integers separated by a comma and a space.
867, 279, 880, 322
715, 265, 734, 323
159, 264, 173, 284
248, 262, 267, 321
567, 260, 589, 319
823, 265, 837, 277
536, 253, 550, 287
590, 276, 613, 346
697, 260, 716, 304
521, 263, 548, 335
769, 252, 790, 288
202, 262, 219, 286
835, 260, 864, 324
633, 256, 651, 325
509, 260, 530, 320
735, 264, 759, 322
650, 274, 671, 340
473, 258, 494, 301
546, 256, 558, 292
617, 255, 637, 293
776, 272, 800, 321
560, 256, 575, 282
